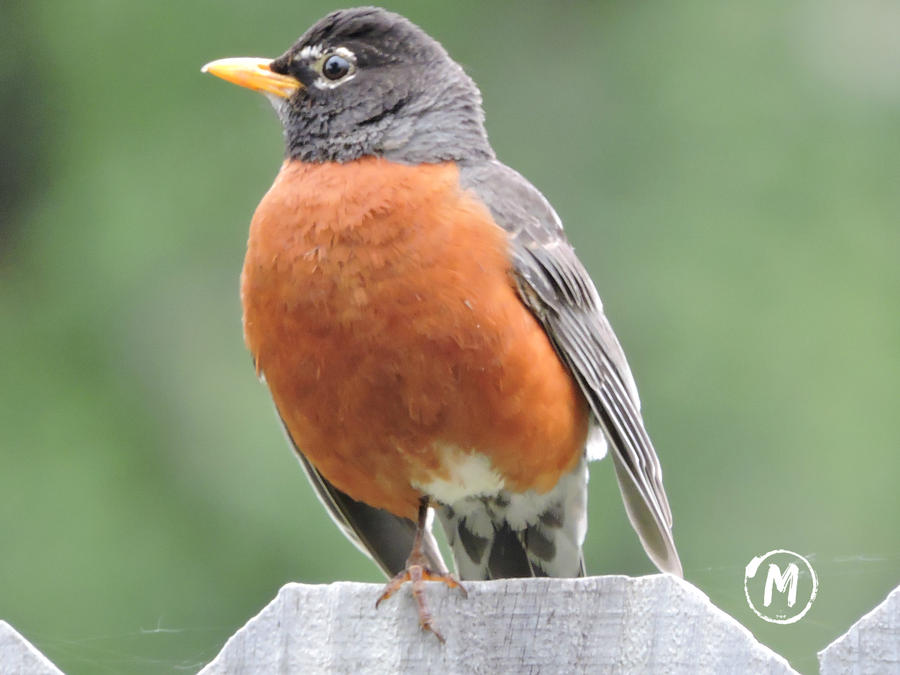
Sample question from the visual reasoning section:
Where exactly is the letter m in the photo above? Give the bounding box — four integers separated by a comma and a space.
763, 562, 798, 607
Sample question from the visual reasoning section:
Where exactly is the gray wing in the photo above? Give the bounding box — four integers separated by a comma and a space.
459, 160, 683, 577
277, 415, 447, 578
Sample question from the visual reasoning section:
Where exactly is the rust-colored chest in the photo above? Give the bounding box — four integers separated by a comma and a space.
241, 158, 588, 518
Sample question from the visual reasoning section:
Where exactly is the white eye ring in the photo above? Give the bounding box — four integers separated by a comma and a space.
322, 54, 352, 80
313, 46, 357, 89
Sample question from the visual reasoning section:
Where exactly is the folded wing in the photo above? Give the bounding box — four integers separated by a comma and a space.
460, 161, 682, 577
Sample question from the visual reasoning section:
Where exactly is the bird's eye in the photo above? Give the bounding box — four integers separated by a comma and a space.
322, 54, 351, 80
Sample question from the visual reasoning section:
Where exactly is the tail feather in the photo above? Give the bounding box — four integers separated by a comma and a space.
437, 457, 588, 580
487, 523, 537, 578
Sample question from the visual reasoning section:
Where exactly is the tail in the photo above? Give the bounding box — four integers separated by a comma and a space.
436, 458, 588, 579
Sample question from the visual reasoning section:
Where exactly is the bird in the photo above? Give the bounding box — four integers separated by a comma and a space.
203, 6, 682, 640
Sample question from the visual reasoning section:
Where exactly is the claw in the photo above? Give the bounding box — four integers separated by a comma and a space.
374, 498, 468, 642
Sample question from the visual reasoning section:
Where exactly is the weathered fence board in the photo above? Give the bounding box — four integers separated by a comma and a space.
199, 575, 796, 674
0, 621, 63, 675
819, 584, 900, 674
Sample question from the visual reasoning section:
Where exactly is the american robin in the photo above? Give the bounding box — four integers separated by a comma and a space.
203, 6, 682, 639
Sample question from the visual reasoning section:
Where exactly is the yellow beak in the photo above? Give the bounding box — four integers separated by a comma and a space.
201, 57, 302, 99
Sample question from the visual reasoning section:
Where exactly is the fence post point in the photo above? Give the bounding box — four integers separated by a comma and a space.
200, 575, 798, 674
0, 621, 64, 675
819, 584, 900, 674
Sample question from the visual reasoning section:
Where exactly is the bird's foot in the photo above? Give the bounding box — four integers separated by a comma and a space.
375, 558, 467, 643
375, 497, 467, 643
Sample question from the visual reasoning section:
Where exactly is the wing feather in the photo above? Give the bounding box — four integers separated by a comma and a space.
277, 415, 447, 578
460, 160, 682, 576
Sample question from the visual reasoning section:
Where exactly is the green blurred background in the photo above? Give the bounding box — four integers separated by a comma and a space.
1, 1, 897, 673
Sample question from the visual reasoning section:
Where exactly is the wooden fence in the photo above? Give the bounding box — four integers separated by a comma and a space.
2, 576, 898, 673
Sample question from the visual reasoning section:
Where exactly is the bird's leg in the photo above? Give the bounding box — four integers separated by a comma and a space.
375, 497, 467, 642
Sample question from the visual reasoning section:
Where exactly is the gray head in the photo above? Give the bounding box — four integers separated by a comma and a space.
204, 7, 494, 165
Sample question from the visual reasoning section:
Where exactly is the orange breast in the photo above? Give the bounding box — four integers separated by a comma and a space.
242, 158, 588, 519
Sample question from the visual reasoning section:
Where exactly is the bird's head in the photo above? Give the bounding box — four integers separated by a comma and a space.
203, 6, 494, 164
